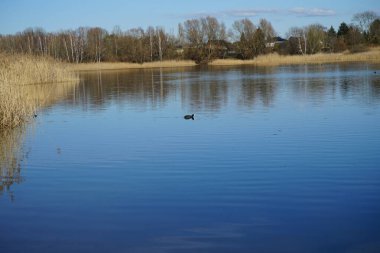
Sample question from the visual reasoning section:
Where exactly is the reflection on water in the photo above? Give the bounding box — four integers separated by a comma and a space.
0, 127, 25, 201
62, 64, 380, 114
1, 63, 380, 253
0, 81, 77, 200
22, 82, 77, 109
68, 67, 279, 112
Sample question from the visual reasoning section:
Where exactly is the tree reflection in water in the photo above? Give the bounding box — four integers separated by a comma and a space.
1, 64, 379, 202
69, 65, 380, 116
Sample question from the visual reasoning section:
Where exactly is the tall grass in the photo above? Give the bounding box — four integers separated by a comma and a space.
70, 60, 197, 71
69, 47, 380, 71
211, 47, 380, 66
0, 54, 79, 129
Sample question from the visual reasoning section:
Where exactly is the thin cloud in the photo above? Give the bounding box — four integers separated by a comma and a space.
172, 8, 281, 20
171, 11, 220, 20
289, 7, 336, 17
174, 7, 336, 20
223, 8, 280, 18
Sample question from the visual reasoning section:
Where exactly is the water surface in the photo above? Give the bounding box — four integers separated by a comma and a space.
1, 64, 380, 253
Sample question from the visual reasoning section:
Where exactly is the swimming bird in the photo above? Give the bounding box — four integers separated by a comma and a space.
184, 114, 194, 120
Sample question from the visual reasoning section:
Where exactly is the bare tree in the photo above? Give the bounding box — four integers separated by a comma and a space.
231, 18, 258, 59
178, 23, 185, 46
201, 16, 224, 42
61, 33, 70, 62
232, 18, 256, 41
87, 27, 107, 62
112, 25, 122, 59
157, 27, 163, 61
146, 26, 154, 61
259, 18, 276, 44
183, 19, 204, 46
305, 24, 326, 54
180, 16, 227, 63
287, 27, 307, 54
352, 11, 378, 33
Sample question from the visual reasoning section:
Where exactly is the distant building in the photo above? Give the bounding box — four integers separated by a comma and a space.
266, 37, 287, 48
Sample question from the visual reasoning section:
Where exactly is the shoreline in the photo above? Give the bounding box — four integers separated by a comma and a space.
70, 47, 380, 71
69, 60, 197, 72
211, 47, 380, 67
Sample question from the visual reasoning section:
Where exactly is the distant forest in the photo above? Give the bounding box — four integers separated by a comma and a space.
1, 11, 379, 64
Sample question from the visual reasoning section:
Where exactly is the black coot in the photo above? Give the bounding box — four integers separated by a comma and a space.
184, 114, 194, 120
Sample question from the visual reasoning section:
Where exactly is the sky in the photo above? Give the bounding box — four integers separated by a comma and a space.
0, 0, 379, 37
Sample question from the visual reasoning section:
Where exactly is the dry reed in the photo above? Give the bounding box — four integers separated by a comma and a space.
211, 47, 380, 67
0, 54, 79, 129
69, 47, 380, 72
70, 60, 197, 71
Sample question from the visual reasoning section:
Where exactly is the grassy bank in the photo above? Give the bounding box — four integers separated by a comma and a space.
0, 54, 79, 129
211, 47, 380, 67
70, 47, 380, 71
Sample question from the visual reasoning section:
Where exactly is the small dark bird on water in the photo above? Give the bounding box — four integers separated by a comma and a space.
184, 114, 194, 120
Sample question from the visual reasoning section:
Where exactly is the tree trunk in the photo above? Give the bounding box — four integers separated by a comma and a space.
63, 37, 70, 62
158, 32, 163, 61
149, 32, 153, 61
69, 34, 75, 63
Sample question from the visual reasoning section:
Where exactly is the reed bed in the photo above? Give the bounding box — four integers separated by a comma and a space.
70, 60, 197, 71
70, 47, 380, 71
211, 47, 380, 67
0, 54, 79, 129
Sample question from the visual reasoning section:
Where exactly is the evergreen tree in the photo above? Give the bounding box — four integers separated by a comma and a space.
327, 26, 337, 37
337, 22, 349, 37
369, 19, 380, 44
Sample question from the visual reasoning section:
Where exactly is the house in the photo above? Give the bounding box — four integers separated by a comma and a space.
265, 36, 287, 48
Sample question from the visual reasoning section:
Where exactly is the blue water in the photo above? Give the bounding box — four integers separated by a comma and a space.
1, 64, 380, 253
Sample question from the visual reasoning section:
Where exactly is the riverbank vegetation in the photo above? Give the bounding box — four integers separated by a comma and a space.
0, 54, 78, 129
1, 11, 379, 65
70, 60, 197, 71
70, 47, 380, 71
211, 46, 380, 67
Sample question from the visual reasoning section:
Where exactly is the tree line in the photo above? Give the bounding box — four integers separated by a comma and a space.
1, 11, 379, 64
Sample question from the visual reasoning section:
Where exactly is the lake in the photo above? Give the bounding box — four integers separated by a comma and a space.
1, 63, 380, 253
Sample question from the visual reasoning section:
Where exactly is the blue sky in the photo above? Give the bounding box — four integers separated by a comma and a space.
0, 0, 379, 37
